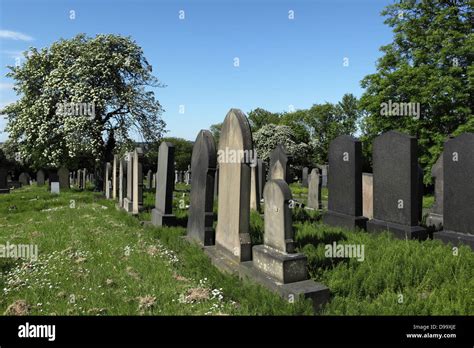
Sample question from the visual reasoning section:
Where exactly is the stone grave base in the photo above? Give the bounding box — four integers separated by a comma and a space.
426, 213, 443, 231
252, 244, 307, 284
433, 230, 474, 250
123, 198, 133, 213
323, 210, 368, 230
203, 244, 330, 313
0, 188, 10, 194
367, 219, 427, 240
151, 208, 176, 227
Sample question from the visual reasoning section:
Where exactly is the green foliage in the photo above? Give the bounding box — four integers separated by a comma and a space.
359, 0, 473, 183
1, 34, 166, 168
143, 137, 193, 172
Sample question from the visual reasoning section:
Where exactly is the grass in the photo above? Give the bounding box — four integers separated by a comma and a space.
0, 184, 472, 315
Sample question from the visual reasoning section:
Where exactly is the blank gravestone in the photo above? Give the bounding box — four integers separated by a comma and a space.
82, 169, 87, 189
0, 167, 9, 194
366, 131, 426, 240
105, 162, 112, 199
118, 157, 126, 208
151, 142, 176, 226
250, 179, 329, 310
323, 135, 368, 230
19, 172, 30, 186
49, 171, 60, 194
123, 153, 134, 212
257, 159, 266, 201
426, 154, 443, 230
269, 144, 289, 182
307, 168, 322, 210
250, 155, 260, 211
37, 170, 45, 186
112, 155, 118, 200
58, 166, 69, 189
435, 133, 474, 248
215, 109, 253, 262
147, 170, 152, 190
362, 173, 374, 219
302, 167, 309, 187
132, 147, 144, 215
187, 130, 217, 245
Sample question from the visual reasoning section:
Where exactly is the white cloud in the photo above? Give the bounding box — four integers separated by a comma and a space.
0, 30, 33, 41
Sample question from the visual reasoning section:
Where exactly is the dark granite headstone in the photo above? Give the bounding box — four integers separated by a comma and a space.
302, 167, 309, 187
0, 166, 9, 194
151, 142, 176, 226
36, 170, 45, 186
366, 131, 427, 239
435, 133, 474, 248
187, 130, 217, 245
323, 135, 367, 230
58, 166, 69, 189
19, 172, 30, 186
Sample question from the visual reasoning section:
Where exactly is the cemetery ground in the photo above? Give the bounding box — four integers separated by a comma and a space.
0, 184, 472, 316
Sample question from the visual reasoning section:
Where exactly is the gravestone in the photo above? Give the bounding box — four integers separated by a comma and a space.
318, 165, 328, 187
152, 173, 156, 189
362, 173, 374, 219
426, 154, 443, 229
51, 182, 60, 194
215, 109, 253, 261
187, 130, 217, 245
58, 166, 69, 189
112, 155, 118, 200
257, 159, 266, 201
0, 167, 9, 194
302, 167, 309, 187
105, 162, 112, 199
19, 172, 30, 186
307, 168, 322, 209
151, 142, 176, 226
82, 169, 87, 189
253, 179, 306, 282
435, 133, 474, 248
37, 170, 45, 186
250, 157, 260, 211
213, 165, 219, 199
123, 153, 134, 212
77, 169, 82, 188
147, 170, 152, 190
366, 131, 426, 240
175, 170, 179, 184
118, 157, 126, 208
132, 148, 144, 215
269, 144, 288, 182
323, 135, 367, 229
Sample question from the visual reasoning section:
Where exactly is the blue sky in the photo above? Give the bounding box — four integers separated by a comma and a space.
0, 0, 394, 142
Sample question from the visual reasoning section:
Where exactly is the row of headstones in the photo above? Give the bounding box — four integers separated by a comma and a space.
320, 131, 473, 248
175, 167, 191, 185
70, 169, 94, 189
104, 149, 144, 215
302, 165, 328, 188
184, 109, 320, 290
0, 167, 71, 194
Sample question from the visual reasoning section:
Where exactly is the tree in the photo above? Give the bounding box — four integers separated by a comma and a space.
359, 0, 473, 183
253, 124, 312, 168
1, 34, 166, 172
209, 122, 222, 145
247, 108, 280, 132
144, 137, 193, 173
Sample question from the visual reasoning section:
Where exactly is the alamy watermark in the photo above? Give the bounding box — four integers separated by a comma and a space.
217, 148, 257, 167
0, 242, 38, 261
324, 241, 365, 262
55, 101, 95, 120
380, 100, 420, 119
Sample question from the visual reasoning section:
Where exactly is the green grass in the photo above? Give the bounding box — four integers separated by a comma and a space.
1, 185, 472, 315
0, 186, 311, 315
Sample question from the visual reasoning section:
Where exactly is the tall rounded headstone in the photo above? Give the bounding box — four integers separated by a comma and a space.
215, 109, 253, 262
36, 170, 45, 186
187, 130, 217, 245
